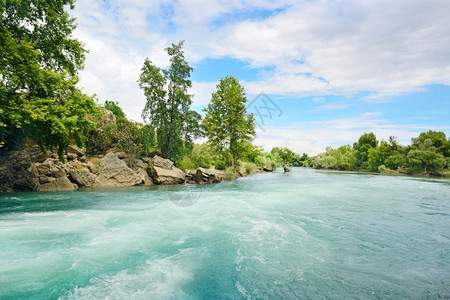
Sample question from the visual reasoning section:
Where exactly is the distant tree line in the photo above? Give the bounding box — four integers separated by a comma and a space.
312, 131, 450, 176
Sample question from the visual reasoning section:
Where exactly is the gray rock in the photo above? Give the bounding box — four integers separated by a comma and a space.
137, 169, 153, 185
115, 151, 127, 159
195, 168, 224, 184
66, 145, 86, 157
37, 177, 78, 192
93, 152, 143, 187
263, 166, 273, 172
134, 159, 148, 169
147, 156, 185, 185
66, 153, 78, 160
69, 169, 97, 187
152, 155, 174, 169
147, 165, 185, 185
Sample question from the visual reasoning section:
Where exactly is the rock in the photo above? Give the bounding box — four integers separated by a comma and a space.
66, 153, 78, 160
152, 155, 174, 169
85, 158, 100, 174
78, 155, 87, 162
141, 157, 152, 164
93, 152, 143, 188
147, 156, 185, 185
263, 166, 273, 172
137, 169, 153, 185
37, 177, 78, 192
39, 176, 55, 184
115, 151, 127, 159
185, 170, 196, 184
69, 169, 97, 187
195, 168, 224, 184
283, 167, 291, 172
134, 159, 148, 169
51, 167, 67, 178
66, 145, 86, 157
147, 166, 185, 185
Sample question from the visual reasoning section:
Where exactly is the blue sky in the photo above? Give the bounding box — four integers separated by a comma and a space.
72, 0, 450, 154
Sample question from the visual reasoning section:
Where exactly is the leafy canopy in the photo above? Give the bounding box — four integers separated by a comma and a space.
138, 41, 201, 163
0, 0, 97, 158
202, 76, 255, 167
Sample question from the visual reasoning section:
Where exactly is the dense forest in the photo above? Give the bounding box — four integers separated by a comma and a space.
1, 1, 449, 179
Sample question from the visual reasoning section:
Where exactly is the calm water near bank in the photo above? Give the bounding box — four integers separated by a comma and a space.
1, 168, 449, 299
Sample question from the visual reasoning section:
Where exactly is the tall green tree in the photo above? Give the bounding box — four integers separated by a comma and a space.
0, 0, 97, 158
202, 76, 255, 167
138, 41, 201, 162
353, 132, 378, 169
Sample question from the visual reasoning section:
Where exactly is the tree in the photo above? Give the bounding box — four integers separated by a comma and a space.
202, 76, 255, 167
353, 132, 378, 169
407, 149, 446, 174
138, 41, 201, 163
0, 0, 97, 158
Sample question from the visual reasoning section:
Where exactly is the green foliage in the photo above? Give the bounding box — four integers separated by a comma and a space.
85, 104, 157, 164
313, 131, 449, 177
224, 166, 239, 180
240, 161, 257, 175
313, 145, 356, 170
202, 76, 256, 168
407, 148, 446, 174
276, 147, 295, 167
368, 137, 405, 171
353, 132, 378, 169
176, 143, 226, 171
138, 41, 201, 163
0, 0, 96, 159
104, 100, 126, 120
254, 152, 278, 170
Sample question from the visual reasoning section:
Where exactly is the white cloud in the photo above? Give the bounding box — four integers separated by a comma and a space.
254, 115, 450, 155
71, 0, 450, 123
313, 97, 325, 103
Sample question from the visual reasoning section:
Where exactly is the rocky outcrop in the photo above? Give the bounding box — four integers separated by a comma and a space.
0, 144, 151, 192
93, 152, 143, 188
195, 168, 224, 184
69, 169, 97, 187
1, 143, 241, 192
37, 177, 78, 192
147, 155, 185, 184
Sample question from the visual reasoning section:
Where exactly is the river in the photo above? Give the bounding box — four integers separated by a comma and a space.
1, 168, 449, 299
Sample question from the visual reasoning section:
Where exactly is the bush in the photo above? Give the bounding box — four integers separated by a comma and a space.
224, 166, 238, 180
240, 161, 257, 175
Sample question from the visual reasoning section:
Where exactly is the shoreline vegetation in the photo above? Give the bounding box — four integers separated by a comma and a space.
1, 2, 449, 193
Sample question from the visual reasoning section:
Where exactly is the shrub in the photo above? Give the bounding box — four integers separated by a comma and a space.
224, 166, 238, 180
241, 161, 257, 175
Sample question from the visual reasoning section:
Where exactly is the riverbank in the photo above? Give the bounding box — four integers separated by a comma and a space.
0, 144, 267, 193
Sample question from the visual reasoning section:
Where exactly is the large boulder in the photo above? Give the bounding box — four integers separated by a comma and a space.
93, 152, 143, 187
147, 155, 185, 185
37, 177, 78, 192
69, 169, 97, 187
0, 144, 48, 192
195, 168, 224, 184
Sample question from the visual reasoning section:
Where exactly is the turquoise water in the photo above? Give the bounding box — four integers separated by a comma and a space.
1, 168, 449, 299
